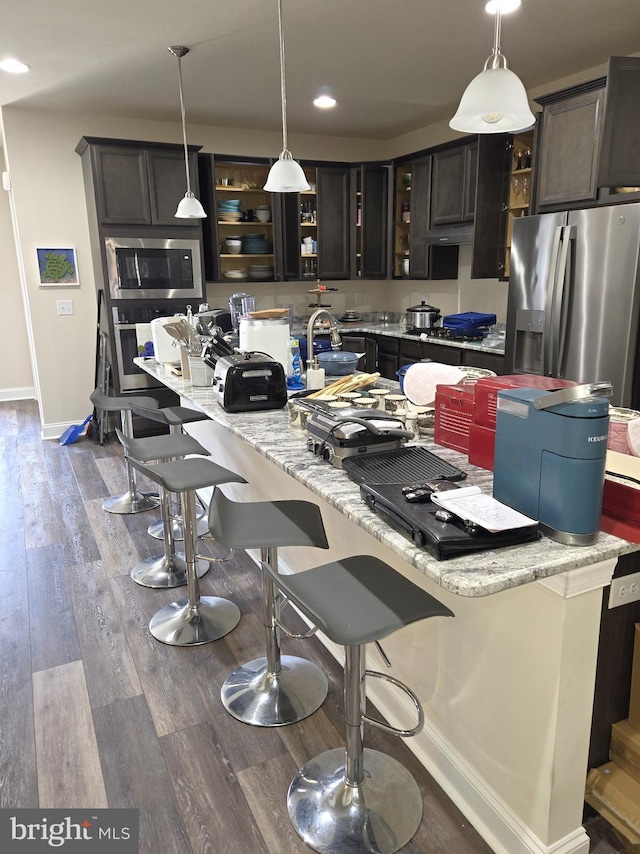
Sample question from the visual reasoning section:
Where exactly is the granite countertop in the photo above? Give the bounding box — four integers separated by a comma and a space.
135, 357, 638, 598
296, 320, 506, 356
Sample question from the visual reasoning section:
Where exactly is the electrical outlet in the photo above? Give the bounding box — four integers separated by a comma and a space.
609, 571, 640, 608
354, 293, 362, 305
56, 300, 74, 316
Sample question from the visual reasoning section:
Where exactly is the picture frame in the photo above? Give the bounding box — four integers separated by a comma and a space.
37, 247, 79, 286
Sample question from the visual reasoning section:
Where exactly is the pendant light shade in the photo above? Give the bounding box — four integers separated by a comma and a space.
169, 45, 207, 218
264, 0, 310, 193
450, 9, 534, 134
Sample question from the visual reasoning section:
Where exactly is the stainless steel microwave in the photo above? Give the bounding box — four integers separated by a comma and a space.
105, 236, 203, 301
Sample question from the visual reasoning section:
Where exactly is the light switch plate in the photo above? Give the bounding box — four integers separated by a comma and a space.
57, 300, 74, 316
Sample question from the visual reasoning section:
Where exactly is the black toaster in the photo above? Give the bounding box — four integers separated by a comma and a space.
213, 351, 287, 413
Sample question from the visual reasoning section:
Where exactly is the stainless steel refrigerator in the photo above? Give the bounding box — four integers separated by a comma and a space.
504, 202, 640, 407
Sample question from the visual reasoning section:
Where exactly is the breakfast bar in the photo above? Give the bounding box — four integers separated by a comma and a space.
137, 356, 639, 854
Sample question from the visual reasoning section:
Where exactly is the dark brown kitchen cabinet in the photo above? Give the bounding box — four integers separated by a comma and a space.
401, 340, 463, 367
340, 334, 367, 370
392, 155, 459, 281
88, 140, 201, 227
460, 349, 504, 374
316, 166, 351, 280
279, 163, 350, 281
351, 164, 389, 279
534, 80, 606, 210
373, 335, 400, 379
431, 142, 477, 226
598, 56, 640, 188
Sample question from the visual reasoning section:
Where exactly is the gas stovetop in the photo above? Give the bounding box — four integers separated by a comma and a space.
408, 327, 486, 342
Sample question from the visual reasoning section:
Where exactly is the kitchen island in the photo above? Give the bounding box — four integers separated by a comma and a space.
136, 356, 637, 854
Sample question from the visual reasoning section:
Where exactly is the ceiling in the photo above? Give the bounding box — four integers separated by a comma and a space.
1, 0, 639, 141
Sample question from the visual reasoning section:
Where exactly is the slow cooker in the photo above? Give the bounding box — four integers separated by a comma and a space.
405, 301, 441, 331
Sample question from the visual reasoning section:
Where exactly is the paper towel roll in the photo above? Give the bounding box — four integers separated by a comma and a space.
403, 362, 466, 406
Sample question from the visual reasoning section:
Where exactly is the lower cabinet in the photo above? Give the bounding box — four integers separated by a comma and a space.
360, 334, 505, 380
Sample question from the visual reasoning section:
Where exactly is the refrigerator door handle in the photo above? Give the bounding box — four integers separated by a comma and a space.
555, 225, 576, 375
543, 225, 565, 375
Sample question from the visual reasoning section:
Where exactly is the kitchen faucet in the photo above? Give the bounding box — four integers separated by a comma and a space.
306, 309, 342, 371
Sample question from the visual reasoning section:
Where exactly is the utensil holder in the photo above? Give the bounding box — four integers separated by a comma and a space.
188, 357, 211, 387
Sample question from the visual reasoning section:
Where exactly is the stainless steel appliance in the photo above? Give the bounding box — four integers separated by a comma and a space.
405, 301, 441, 332
110, 303, 194, 392
305, 407, 412, 468
105, 236, 203, 301
505, 203, 640, 406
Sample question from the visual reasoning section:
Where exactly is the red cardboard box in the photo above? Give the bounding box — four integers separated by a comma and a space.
473, 374, 576, 428
434, 382, 475, 454
468, 422, 495, 470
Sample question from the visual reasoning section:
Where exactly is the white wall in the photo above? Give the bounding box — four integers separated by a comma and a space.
0, 151, 34, 399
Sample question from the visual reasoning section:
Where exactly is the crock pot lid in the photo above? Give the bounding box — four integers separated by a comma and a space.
406, 301, 440, 312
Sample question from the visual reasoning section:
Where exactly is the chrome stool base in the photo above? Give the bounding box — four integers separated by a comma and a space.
131, 555, 209, 588
149, 596, 240, 646
147, 514, 208, 542
287, 747, 423, 854
221, 655, 328, 727
102, 491, 159, 515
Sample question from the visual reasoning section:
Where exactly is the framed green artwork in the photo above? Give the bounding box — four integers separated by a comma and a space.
37, 247, 79, 286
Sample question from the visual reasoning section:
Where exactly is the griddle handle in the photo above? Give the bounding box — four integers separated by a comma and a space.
336, 415, 413, 440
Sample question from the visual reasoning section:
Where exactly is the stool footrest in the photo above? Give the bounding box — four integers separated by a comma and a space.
275, 595, 318, 639
362, 670, 424, 738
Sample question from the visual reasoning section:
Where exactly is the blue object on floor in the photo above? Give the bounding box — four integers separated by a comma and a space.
59, 414, 92, 445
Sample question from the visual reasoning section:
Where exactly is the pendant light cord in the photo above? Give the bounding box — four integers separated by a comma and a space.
176, 54, 192, 193
276, 0, 289, 154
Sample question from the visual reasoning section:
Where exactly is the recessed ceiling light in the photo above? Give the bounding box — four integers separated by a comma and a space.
0, 58, 30, 74
313, 90, 336, 109
485, 0, 521, 13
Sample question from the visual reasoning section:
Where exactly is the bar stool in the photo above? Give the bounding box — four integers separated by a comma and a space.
262, 554, 454, 854
129, 402, 211, 542
131, 458, 247, 646
114, 428, 212, 588
90, 388, 162, 514
208, 488, 330, 727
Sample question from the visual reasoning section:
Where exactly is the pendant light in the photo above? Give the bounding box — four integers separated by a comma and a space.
169, 45, 207, 218
264, 0, 310, 192
449, 4, 534, 134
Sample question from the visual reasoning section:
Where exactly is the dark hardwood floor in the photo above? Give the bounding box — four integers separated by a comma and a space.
0, 399, 628, 853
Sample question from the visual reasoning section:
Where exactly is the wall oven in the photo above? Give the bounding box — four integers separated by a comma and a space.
105, 236, 203, 301
112, 308, 160, 391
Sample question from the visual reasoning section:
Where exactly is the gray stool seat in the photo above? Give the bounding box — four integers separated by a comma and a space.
130, 402, 210, 428
119, 431, 208, 464
90, 387, 161, 514
115, 428, 211, 589
132, 459, 247, 646
209, 488, 330, 728
264, 555, 454, 854
263, 554, 453, 645
130, 401, 211, 542
91, 388, 160, 414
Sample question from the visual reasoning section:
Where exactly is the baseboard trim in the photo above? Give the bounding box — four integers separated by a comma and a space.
0, 386, 36, 402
